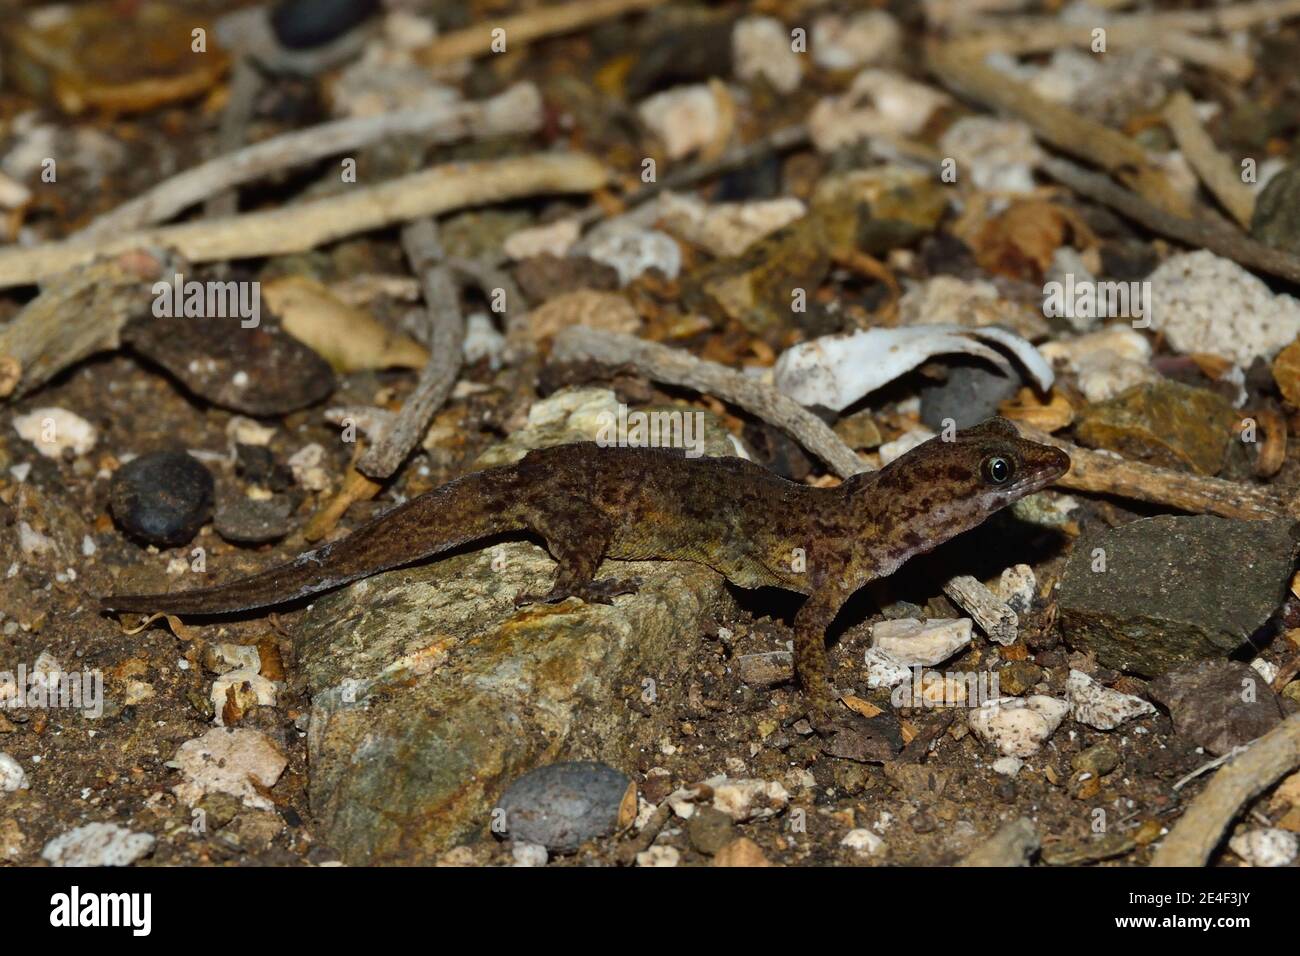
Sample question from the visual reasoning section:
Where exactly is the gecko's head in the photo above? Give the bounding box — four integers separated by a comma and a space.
874, 417, 1070, 548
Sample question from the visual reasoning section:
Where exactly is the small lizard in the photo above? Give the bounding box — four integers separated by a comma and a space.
101, 417, 1068, 726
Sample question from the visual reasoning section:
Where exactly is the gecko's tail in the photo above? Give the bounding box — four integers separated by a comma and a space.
100, 466, 524, 616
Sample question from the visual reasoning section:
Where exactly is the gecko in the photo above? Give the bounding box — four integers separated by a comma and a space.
100, 417, 1069, 728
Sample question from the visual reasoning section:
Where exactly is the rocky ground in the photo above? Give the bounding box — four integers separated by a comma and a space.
1, 0, 1300, 868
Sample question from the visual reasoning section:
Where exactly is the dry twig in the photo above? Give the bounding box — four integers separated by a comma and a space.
1162, 91, 1255, 230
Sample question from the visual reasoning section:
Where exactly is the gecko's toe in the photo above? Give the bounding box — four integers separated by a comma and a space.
574, 576, 642, 604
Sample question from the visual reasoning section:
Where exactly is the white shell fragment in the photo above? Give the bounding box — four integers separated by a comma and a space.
41, 822, 154, 867
774, 324, 1053, 413
809, 69, 950, 152
1229, 828, 1298, 868
638, 85, 721, 161
841, 828, 885, 856
0, 753, 29, 792
968, 695, 1070, 758
871, 618, 972, 667
12, 407, 97, 459
1065, 670, 1156, 731
733, 16, 803, 94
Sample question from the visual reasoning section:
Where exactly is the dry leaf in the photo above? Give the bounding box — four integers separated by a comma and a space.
999, 386, 1075, 432
841, 694, 882, 718
972, 200, 1096, 281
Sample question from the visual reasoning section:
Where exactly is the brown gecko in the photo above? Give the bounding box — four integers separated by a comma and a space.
101, 417, 1068, 727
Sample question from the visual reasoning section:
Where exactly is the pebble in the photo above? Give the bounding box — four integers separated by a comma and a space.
808, 69, 950, 152
109, 451, 214, 547
841, 828, 885, 856
871, 618, 972, 667
899, 276, 1045, 338
736, 650, 794, 688
638, 85, 721, 161
1072, 742, 1120, 779
1149, 660, 1283, 756
41, 822, 155, 867
511, 842, 549, 867
214, 494, 293, 544
712, 836, 771, 867
732, 16, 802, 94
0, 752, 29, 791
1229, 828, 1298, 867
920, 363, 1021, 431
287, 443, 331, 492
1059, 516, 1299, 677
863, 647, 912, 689
525, 290, 641, 343
687, 805, 736, 855
12, 407, 97, 459
878, 428, 936, 466
169, 727, 288, 811
462, 312, 506, 370
968, 696, 1070, 758
270, 0, 381, 50
996, 564, 1037, 615
515, 254, 620, 303
997, 661, 1044, 697
710, 777, 790, 822
1250, 161, 1300, 255
1065, 669, 1156, 730
1039, 324, 1156, 404
636, 845, 681, 867
992, 756, 1023, 776
586, 228, 682, 286
499, 761, 633, 853
1146, 250, 1300, 366
811, 11, 901, 70
502, 219, 580, 261
1074, 380, 1236, 475
938, 117, 1044, 194
658, 192, 806, 259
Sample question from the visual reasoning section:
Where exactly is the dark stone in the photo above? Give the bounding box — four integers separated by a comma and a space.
1149, 660, 1284, 756
110, 451, 214, 547
500, 761, 631, 853
1251, 163, 1300, 255
214, 493, 293, 544
1072, 742, 1120, 778
514, 254, 620, 304
686, 806, 735, 855
1059, 516, 1299, 676
920, 361, 1021, 431
270, 0, 381, 51
235, 444, 293, 492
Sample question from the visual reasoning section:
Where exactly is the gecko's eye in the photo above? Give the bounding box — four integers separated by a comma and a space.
981, 455, 1013, 485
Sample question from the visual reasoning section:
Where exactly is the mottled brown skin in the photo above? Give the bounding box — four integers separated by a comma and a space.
101, 418, 1069, 725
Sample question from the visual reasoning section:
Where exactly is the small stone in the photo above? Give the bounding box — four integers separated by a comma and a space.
638, 85, 721, 161
1072, 742, 1120, 779
871, 618, 972, 667
998, 661, 1044, 697
214, 494, 292, 544
1272, 336, 1300, 407
1059, 516, 1299, 676
1149, 660, 1283, 756
811, 11, 901, 70
0, 752, 29, 791
110, 451, 214, 547
735, 650, 793, 688
1146, 250, 1300, 366
288, 443, 331, 492
808, 69, 950, 152
733, 16, 802, 93
502, 219, 580, 261
169, 727, 288, 810
499, 761, 633, 853
1229, 828, 1298, 867
841, 828, 885, 856
920, 363, 1021, 431
996, 564, 1037, 615
515, 255, 619, 303
586, 228, 682, 286
712, 836, 772, 867
270, 0, 381, 50
525, 290, 640, 343
658, 192, 806, 259
12, 407, 97, 459
1250, 162, 1300, 256
41, 822, 154, 867
1066, 669, 1156, 730
1040, 831, 1136, 866
1074, 380, 1237, 475
711, 777, 790, 822
511, 841, 549, 867
968, 696, 1070, 758
863, 647, 913, 689
686, 805, 736, 855
992, 756, 1023, 776
938, 117, 1044, 194
462, 312, 506, 369
636, 845, 681, 867
1039, 324, 1156, 404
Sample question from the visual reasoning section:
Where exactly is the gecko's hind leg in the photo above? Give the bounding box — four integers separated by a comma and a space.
513, 508, 641, 607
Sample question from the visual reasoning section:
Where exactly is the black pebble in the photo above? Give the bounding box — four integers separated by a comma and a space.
110, 452, 215, 547
270, 0, 381, 51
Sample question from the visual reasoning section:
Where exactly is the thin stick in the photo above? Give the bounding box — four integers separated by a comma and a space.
1039, 156, 1300, 285
1163, 91, 1255, 229
356, 220, 465, 480
1015, 423, 1292, 521
549, 327, 867, 478
962, 0, 1300, 41
925, 40, 1191, 217
417, 0, 661, 65
1153, 715, 1300, 866
78, 84, 542, 238
0, 153, 608, 289
205, 57, 264, 224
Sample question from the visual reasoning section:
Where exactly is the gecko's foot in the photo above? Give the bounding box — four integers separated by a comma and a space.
513, 576, 642, 608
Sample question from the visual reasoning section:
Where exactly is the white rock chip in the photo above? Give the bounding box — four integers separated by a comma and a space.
1250, 658, 1279, 685
1039, 324, 1157, 403
968, 696, 1070, 758
938, 117, 1043, 194
41, 822, 154, 867
511, 841, 549, 867
1065, 670, 1156, 731
1229, 828, 1298, 867
899, 275, 1045, 338
733, 16, 802, 93
211, 670, 279, 727
992, 756, 1024, 776
996, 564, 1037, 615
863, 647, 913, 689
638, 85, 721, 160
586, 228, 681, 286
288, 443, 330, 492
169, 727, 287, 810
657, 192, 805, 258
871, 618, 972, 667
0, 753, 30, 791
841, 828, 885, 856
636, 845, 681, 867
502, 218, 580, 260
811, 11, 901, 70
12, 407, 97, 459
462, 312, 506, 370
1146, 250, 1300, 365
809, 70, 950, 152
226, 416, 276, 447
710, 777, 790, 822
